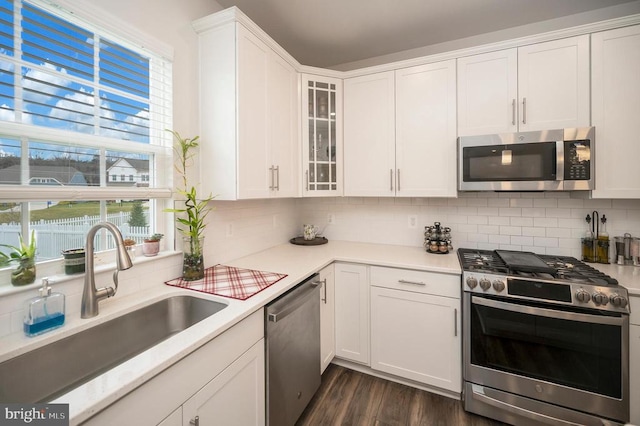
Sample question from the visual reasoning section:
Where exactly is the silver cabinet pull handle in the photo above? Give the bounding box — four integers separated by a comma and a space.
305, 170, 309, 191
190, 416, 200, 426
398, 279, 426, 286
454, 308, 458, 337
522, 97, 527, 124
511, 99, 516, 126
320, 278, 327, 303
275, 165, 280, 191
397, 169, 400, 192
269, 166, 274, 190
390, 169, 393, 191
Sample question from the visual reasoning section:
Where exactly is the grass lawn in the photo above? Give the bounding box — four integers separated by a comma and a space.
0, 201, 148, 223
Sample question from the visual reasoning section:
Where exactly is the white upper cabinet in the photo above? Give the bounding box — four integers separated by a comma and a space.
344, 71, 396, 196
395, 60, 457, 197
344, 62, 457, 198
301, 74, 343, 196
457, 49, 518, 136
195, 16, 299, 200
457, 35, 590, 136
591, 24, 640, 199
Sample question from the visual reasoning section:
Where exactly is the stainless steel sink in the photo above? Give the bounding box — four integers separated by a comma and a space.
0, 295, 227, 403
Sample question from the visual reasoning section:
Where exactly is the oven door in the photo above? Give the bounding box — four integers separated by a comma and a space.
463, 294, 629, 423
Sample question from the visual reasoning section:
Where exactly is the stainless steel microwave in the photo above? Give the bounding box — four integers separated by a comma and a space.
458, 127, 594, 191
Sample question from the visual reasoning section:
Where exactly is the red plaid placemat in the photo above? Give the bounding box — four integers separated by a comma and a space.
165, 264, 288, 300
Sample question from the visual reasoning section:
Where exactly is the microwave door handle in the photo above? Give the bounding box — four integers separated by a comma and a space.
471, 295, 624, 326
556, 141, 564, 181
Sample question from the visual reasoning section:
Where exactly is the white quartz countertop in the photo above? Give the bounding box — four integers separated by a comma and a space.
589, 262, 640, 296
0, 240, 460, 425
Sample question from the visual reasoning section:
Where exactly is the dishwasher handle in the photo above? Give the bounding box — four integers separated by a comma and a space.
267, 278, 320, 323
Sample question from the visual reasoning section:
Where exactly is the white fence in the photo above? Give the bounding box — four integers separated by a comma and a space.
0, 212, 150, 260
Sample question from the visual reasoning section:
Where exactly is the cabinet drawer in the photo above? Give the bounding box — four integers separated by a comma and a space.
370, 266, 460, 298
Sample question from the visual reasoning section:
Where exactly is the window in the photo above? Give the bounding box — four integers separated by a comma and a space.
0, 0, 173, 278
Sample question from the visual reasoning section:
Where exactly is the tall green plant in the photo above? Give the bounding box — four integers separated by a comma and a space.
165, 130, 215, 254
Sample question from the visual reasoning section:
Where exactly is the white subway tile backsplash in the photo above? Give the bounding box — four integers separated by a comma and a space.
511, 236, 534, 246
488, 198, 510, 207
500, 226, 522, 236
523, 227, 548, 237
499, 207, 522, 217
534, 217, 558, 228
534, 237, 559, 248
489, 234, 511, 244
533, 198, 558, 208
510, 217, 534, 227
489, 216, 510, 226
510, 198, 533, 208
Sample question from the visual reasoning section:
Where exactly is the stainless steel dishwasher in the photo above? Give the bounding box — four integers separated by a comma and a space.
265, 273, 321, 426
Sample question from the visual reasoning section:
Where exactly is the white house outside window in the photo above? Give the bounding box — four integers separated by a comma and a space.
0, 0, 173, 274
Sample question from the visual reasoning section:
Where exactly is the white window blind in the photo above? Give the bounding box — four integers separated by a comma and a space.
0, 0, 173, 201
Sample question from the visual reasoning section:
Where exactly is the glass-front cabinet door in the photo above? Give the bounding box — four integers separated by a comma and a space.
301, 74, 342, 196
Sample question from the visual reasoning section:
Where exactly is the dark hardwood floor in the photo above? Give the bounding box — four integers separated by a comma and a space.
297, 365, 507, 426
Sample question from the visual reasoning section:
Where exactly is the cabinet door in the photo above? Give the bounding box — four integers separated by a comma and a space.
237, 25, 270, 199
267, 51, 299, 198
334, 263, 369, 365
302, 75, 343, 196
370, 286, 461, 392
517, 35, 590, 132
592, 25, 640, 199
395, 60, 457, 197
457, 49, 518, 136
344, 71, 396, 196
157, 408, 181, 426
631, 324, 640, 425
182, 339, 265, 426
319, 264, 335, 373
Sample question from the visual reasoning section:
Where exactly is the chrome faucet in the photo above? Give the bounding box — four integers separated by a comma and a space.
81, 222, 134, 318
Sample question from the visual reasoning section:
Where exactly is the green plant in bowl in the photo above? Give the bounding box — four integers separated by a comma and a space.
1, 230, 37, 286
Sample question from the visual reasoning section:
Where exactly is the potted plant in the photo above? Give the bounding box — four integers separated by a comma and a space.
1, 230, 37, 286
142, 233, 164, 257
165, 130, 214, 281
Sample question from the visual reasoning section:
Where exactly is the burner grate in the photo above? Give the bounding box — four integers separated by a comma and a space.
458, 249, 508, 273
540, 255, 619, 286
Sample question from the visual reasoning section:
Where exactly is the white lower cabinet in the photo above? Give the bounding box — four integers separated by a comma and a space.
334, 263, 370, 365
319, 264, 336, 373
370, 266, 461, 393
182, 340, 265, 426
84, 309, 265, 426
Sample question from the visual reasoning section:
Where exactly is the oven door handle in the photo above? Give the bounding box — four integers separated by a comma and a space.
471, 296, 625, 326
469, 384, 584, 426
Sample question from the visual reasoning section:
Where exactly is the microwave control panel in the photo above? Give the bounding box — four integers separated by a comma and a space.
564, 140, 591, 181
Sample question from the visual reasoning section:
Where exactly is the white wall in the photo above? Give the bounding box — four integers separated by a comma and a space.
297, 194, 640, 259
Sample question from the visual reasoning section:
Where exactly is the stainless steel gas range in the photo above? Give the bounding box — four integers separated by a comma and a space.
458, 248, 630, 426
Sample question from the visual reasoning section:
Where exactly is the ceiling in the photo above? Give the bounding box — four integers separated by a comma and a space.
215, 0, 636, 68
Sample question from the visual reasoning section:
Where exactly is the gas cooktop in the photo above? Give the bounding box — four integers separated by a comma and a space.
458, 248, 629, 314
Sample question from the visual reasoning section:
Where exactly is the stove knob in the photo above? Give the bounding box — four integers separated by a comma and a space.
466, 277, 478, 289
575, 289, 591, 303
610, 294, 628, 308
492, 280, 505, 292
592, 292, 608, 306
479, 278, 491, 291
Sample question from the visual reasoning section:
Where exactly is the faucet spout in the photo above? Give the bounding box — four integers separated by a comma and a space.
81, 222, 133, 318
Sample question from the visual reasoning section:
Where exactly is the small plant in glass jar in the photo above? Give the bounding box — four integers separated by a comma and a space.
1, 230, 37, 286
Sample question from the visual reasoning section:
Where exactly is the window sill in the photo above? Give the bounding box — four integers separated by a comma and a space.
0, 250, 181, 298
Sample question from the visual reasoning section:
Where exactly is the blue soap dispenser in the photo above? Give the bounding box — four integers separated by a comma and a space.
23, 277, 65, 337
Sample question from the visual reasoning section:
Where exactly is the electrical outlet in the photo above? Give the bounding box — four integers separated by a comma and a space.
226, 223, 233, 237
327, 213, 335, 225
408, 215, 417, 229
